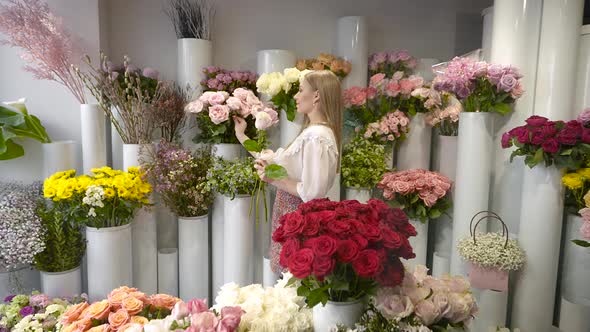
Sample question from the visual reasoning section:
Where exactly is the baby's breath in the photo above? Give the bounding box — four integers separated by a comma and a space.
458, 232, 526, 271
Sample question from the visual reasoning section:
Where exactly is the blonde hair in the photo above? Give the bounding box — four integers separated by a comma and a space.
301, 70, 343, 155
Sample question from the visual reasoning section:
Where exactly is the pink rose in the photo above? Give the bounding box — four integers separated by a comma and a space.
415, 300, 441, 326
445, 293, 475, 324
394, 181, 412, 195
374, 290, 414, 320
409, 75, 424, 88
233, 88, 249, 101
351, 89, 367, 106
199, 91, 216, 104
385, 81, 401, 97
187, 299, 209, 314
185, 100, 205, 114
217, 306, 243, 332
400, 79, 414, 95
370, 73, 386, 88
226, 97, 243, 111
413, 265, 429, 283
449, 276, 470, 293
432, 292, 451, 318
393, 71, 404, 81
403, 286, 430, 305
581, 220, 590, 240
424, 193, 439, 207
191, 312, 219, 331
172, 301, 190, 320
208, 91, 229, 105
208, 105, 230, 124
255, 111, 274, 130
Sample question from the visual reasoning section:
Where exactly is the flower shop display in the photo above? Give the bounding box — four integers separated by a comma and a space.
356, 265, 478, 332
201, 66, 257, 93
341, 136, 388, 201
256, 67, 311, 122
378, 169, 452, 267
424, 91, 462, 137
0, 0, 86, 104
213, 273, 313, 331
369, 50, 418, 78
432, 57, 523, 114
295, 53, 351, 78
272, 198, 416, 330
165, 0, 214, 90
0, 99, 51, 160
0, 292, 85, 331
457, 211, 525, 291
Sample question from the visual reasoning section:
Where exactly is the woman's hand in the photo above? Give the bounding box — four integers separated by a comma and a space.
254, 159, 273, 183
233, 116, 247, 142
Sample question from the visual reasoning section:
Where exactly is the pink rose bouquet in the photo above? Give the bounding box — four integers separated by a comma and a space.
363, 110, 410, 143
200, 66, 258, 93
421, 87, 462, 136
187, 88, 278, 144
369, 50, 418, 78
378, 169, 452, 222
433, 57, 524, 114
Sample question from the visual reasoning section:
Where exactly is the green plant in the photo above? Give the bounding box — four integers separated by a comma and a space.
204, 157, 258, 199
0, 99, 51, 160
33, 200, 85, 272
341, 136, 388, 188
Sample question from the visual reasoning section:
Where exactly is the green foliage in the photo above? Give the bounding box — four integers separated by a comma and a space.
0, 101, 51, 160
342, 136, 388, 188
204, 157, 258, 199
270, 83, 299, 121
462, 77, 515, 115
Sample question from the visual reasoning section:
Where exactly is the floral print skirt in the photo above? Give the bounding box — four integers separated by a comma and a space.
270, 189, 303, 273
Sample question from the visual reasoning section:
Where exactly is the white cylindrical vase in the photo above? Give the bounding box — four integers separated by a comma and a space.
395, 113, 432, 171
123, 143, 152, 170
450, 113, 494, 275
0, 266, 40, 299
42, 141, 76, 179
416, 58, 439, 82
223, 195, 254, 286
481, 6, 494, 61
80, 104, 106, 174
86, 224, 133, 302
511, 164, 564, 331
561, 214, 590, 306
179, 214, 209, 301
177, 38, 212, 93
336, 16, 368, 89
257, 49, 296, 75
344, 188, 372, 203
109, 107, 123, 170
433, 135, 457, 263
280, 110, 304, 148
263, 257, 279, 287
473, 290, 508, 331
574, 26, 590, 114
313, 300, 365, 332
559, 297, 590, 332
211, 143, 242, 161
403, 219, 428, 270
432, 252, 450, 278
132, 206, 158, 295
158, 248, 178, 297
533, 0, 584, 121
40, 267, 81, 298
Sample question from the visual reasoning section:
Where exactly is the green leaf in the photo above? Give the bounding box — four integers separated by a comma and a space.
0, 140, 24, 160
561, 148, 573, 156
286, 276, 299, 287
243, 139, 262, 152
306, 288, 330, 308
286, 98, 297, 122
531, 148, 544, 166
0, 106, 25, 126
265, 164, 288, 180
572, 239, 590, 247
428, 208, 442, 219
493, 103, 512, 115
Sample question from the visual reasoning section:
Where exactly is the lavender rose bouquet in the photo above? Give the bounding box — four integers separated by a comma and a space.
433, 57, 524, 115
201, 66, 257, 93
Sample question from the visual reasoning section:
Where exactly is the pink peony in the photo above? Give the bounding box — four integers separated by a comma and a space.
208, 104, 230, 124
208, 91, 229, 105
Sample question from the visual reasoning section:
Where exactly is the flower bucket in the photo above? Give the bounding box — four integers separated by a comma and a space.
313, 299, 365, 332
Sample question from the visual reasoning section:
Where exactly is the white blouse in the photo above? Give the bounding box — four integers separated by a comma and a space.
271, 125, 339, 202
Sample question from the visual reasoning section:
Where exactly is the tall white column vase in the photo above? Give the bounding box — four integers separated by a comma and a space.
472, 290, 508, 331
450, 113, 494, 275
432, 135, 457, 275
416, 58, 439, 82
80, 104, 106, 174
177, 38, 213, 92
223, 195, 254, 286
344, 188, 372, 203
109, 107, 123, 170
511, 164, 564, 332
481, 7, 494, 61
0, 266, 40, 299
42, 141, 76, 179
559, 297, 590, 332
534, 0, 584, 121
336, 16, 368, 89
489, 0, 543, 234
40, 267, 82, 298
403, 219, 428, 270
211, 144, 243, 296
179, 215, 208, 301
561, 214, 590, 306
395, 113, 432, 171
313, 300, 365, 332
86, 224, 133, 302
158, 248, 178, 296
280, 111, 304, 148
432, 252, 450, 278
574, 26, 590, 113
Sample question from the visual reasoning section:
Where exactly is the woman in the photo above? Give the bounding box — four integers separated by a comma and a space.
234, 70, 342, 272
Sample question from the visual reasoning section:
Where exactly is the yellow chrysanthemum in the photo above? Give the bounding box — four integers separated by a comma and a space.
578, 168, 590, 180
44, 186, 56, 198
562, 173, 584, 189
139, 183, 152, 194
128, 166, 140, 174
104, 187, 116, 198
118, 187, 129, 199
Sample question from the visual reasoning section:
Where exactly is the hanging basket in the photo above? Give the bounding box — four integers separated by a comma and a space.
465, 211, 510, 291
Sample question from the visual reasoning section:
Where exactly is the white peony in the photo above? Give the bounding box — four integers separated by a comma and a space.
284, 67, 301, 83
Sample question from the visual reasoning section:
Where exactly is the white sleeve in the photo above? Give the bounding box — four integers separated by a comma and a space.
296, 137, 338, 202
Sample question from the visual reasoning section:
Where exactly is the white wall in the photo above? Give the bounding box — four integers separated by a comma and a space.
0, 0, 490, 182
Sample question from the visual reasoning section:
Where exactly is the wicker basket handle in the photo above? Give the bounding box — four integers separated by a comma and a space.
469, 211, 509, 248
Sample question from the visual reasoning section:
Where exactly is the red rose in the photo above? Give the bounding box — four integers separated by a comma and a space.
272, 225, 286, 243
313, 255, 335, 279
531, 132, 544, 146
352, 249, 383, 278
397, 238, 416, 260
368, 199, 389, 212
566, 120, 583, 136
303, 238, 316, 249
501, 132, 512, 148
337, 240, 360, 262
301, 216, 321, 237
359, 223, 382, 242
377, 258, 405, 287
541, 122, 557, 137
583, 128, 590, 143
326, 220, 353, 237
399, 222, 417, 238
348, 220, 366, 234
279, 239, 300, 268
351, 233, 369, 250
516, 129, 531, 144
525, 115, 548, 127
313, 199, 339, 211
299, 198, 335, 214
288, 248, 315, 279
313, 235, 338, 257
283, 212, 305, 237
542, 138, 559, 153
381, 228, 403, 249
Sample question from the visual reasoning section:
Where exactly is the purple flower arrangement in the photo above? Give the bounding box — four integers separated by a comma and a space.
201, 66, 258, 93
502, 115, 590, 169
433, 56, 524, 115
369, 50, 418, 78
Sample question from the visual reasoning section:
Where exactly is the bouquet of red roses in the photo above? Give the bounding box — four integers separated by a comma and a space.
272, 198, 416, 308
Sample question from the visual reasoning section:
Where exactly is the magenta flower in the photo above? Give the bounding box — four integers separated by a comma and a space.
19, 306, 35, 317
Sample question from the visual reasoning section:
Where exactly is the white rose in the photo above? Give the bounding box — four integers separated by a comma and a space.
255, 111, 273, 130
284, 67, 301, 83
144, 320, 167, 332
256, 73, 271, 94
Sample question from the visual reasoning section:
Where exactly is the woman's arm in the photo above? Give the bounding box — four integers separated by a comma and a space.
234, 116, 260, 158
254, 160, 300, 197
